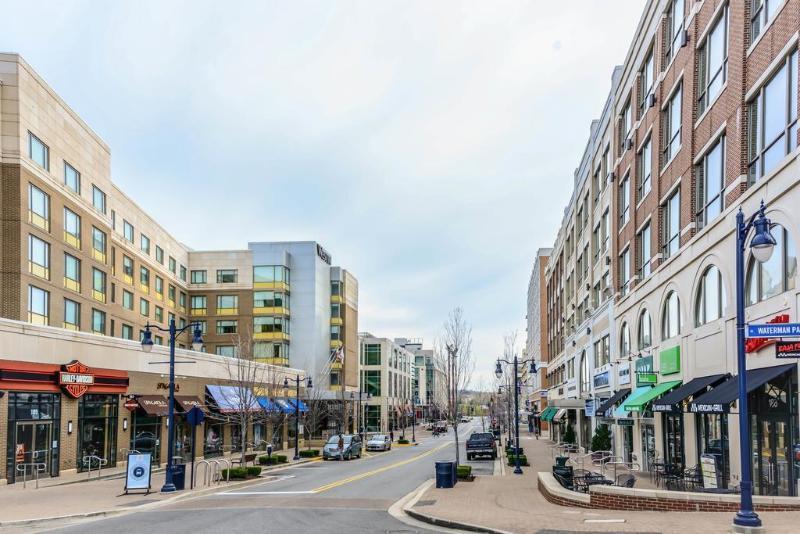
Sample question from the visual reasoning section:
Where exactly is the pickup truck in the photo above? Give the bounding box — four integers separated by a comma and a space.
466, 431, 497, 460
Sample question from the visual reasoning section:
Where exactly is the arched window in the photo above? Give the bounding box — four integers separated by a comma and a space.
746, 225, 797, 305
696, 265, 725, 326
638, 309, 652, 349
580, 351, 591, 394
662, 291, 681, 339
619, 322, 630, 357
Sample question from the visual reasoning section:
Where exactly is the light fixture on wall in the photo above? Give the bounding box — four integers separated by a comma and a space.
123, 418, 128, 431
68, 421, 73, 434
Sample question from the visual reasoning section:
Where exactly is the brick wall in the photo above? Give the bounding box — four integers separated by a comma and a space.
0, 163, 21, 320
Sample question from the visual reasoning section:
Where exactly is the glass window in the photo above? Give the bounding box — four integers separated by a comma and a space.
122, 290, 134, 310
639, 48, 655, 117
752, 0, 782, 42
696, 137, 725, 229
580, 352, 591, 394
169, 256, 176, 274
64, 162, 80, 194
637, 137, 652, 200
746, 226, 797, 304
29, 132, 49, 170
92, 268, 106, 296
253, 316, 287, 333
621, 99, 632, 147
363, 370, 381, 396
215, 345, 237, 357
664, 0, 685, 65
662, 291, 681, 339
28, 234, 49, 277
638, 309, 652, 349
64, 253, 80, 286
92, 185, 106, 214
140, 234, 150, 255
191, 270, 207, 284
216, 295, 238, 310
191, 295, 207, 311
662, 84, 683, 165
364, 343, 381, 365
64, 298, 80, 329
179, 292, 186, 308
330, 325, 341, 341
748, 50, 798, 182
92, 309, 106, 334
602, 209, 610, 252
216, 269, 237, 283
179, 265, 187, 282
122, 324, 133, 340
663, 189, 681, 258
331, 303, 341, 318
638, 223, 651, 278
168, 285, 176, 302
155, 306, 164, 323
216, 320, 237, 334
64, 208, 81, 241
28, 183, 50, 230
28, 285, 49, 324
619, 174, 630, 226
253, 265, 289, 283
620, 322, 631, 357
155, 276, 164, 295
696, 265, 725, 325
92, 227, 106, 255
619, 248, 630, 296
155, 246, 164, 264
698, 6, 728, 114
140, 298, 149, 317
140, 266, 150, 286
123, 220, 134, 242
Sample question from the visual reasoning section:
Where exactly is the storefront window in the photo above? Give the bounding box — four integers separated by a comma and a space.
231, 424, 244, 453
130, 413, 161, 464
78, 394, 118, 472
697, 413, 729, 488
204, 422, 224, 458
6, 393, 61, 483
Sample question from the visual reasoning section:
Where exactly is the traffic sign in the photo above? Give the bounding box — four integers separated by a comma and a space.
776, 341, 800, 359
747, 323, 800, 338
186, 405, 205, 426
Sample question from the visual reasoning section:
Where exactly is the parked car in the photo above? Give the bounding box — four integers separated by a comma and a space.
466, 431, 497, 460
460, 416, 470, 423
323, 434, 362, 460
434, 421, 447, 433
366, 434, 391, 451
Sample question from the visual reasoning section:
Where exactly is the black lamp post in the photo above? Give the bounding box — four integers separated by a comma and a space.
411, 396, 417, 443
732, 201, 776, 529
284, 374, 312, 461
495, 356, 538, 475
141, 319, 203, 492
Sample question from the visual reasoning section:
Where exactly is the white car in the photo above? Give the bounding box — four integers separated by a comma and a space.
366, 434, 392, 451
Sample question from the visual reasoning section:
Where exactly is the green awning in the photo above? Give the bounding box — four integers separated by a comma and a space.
623, 380, 682, 412
541, 406, 556, 421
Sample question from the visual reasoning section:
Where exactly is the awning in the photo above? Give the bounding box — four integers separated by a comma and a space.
652, 374, 729, 413
273, 398, 295, 414
257, 397, 277, 412
549, 398, 585, 409
134, 395, 169, 416
540, 406, 556, 421
623, 380, 681, 412
551, 408, 567, 422
288, 398, 309, 413
594, 389, 631, 417
175, 395, 206, 413
206, 385, 260, 413
689, 364, 795, 414
614, 386, 653, 418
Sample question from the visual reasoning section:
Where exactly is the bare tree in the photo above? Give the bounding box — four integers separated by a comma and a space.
302, 369, 332, 448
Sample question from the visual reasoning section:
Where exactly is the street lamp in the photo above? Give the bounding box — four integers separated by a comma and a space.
495, 356, 538, 474
411, 396, 417, 443
141, 319, 203, 492
733, 201, 776, 529
284, 374, 312, 461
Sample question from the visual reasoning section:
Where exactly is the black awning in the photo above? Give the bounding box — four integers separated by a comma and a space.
689, 364, 796, 414
652, 374, 729, 413
594, 388, 631, 417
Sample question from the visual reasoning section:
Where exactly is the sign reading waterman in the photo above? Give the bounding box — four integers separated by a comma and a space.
747, 323, 800, 338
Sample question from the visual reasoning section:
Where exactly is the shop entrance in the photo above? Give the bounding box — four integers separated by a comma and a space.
6, 392, 61, 483
640, 422, 655, 471
621, 423, 634, 463
77, 394, 118, 472
14, 421, 53, 481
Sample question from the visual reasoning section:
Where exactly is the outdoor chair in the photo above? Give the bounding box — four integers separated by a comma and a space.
662, 463, 684, 491
553, 470, 574, 491
572, 469, 591, 493
682, 465, 702, 491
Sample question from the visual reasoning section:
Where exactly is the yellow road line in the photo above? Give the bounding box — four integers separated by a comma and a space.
311, 441, 452, 493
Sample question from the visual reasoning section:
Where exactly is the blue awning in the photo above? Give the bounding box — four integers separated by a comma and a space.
257, 397, 277, 411
206, 385, 260, 413
288, 399, 309, 413
272, 398, 295, 414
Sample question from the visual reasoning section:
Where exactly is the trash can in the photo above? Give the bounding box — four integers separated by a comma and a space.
435, 461, 454, 489
451, 461, 458, 487
171, 463, 186, 490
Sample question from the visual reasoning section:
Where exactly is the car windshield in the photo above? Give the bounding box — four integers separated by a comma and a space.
326, 436, 342, 444
471, 433, 493, 440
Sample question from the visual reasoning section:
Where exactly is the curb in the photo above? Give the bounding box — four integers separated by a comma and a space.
0, 457, 319, 528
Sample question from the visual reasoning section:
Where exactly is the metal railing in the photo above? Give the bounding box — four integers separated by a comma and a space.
15, 462, 47, 489
601, 457, 641, 480
195, 458, 231, 488
82, 454, 108, 479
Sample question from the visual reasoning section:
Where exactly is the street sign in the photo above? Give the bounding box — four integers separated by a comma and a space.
776, 341, 800, 359
186, 405, 205, 426
747, 323, 800, 338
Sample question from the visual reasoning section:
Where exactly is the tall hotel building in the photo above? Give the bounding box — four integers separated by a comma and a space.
535, 0, 800, 496
0, 53, 357, 483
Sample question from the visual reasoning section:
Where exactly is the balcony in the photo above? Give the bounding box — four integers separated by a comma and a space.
253, 331, 290, 341
63, 277, 80, 293
28, 261, 49, 280
330, 317, 343, 326
252, 306, 290, 316
253, 281, 290, 292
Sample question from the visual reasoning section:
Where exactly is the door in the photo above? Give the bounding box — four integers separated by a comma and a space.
622, 425, 634, 463
755, 418, 791, 496
14, 422, 52, 481
641, 423, 655, 471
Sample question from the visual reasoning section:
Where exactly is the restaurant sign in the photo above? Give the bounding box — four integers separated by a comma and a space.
635, 356, 657, 386
776, 341, 800, 359
58, 360, 95, 398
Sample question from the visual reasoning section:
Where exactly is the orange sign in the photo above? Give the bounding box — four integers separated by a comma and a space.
15, 443, 25, 463
58, 360, 95, 398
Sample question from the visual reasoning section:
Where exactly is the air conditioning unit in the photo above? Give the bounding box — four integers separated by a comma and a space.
647, 93, 656, 108
585, 283, 591, 290
586, 327, 592, 335
608, 171, 615, 183
680, 29, 689, 48
626, 137, 634, 151
605, 256, 611, 266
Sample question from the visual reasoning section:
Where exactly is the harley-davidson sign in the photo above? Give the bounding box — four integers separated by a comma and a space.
58, 360, 95, 398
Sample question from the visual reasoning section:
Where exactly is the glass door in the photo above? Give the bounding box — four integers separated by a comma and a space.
754, 418, 791, 496
14, 422, 53, 480
622, 425, 634, 463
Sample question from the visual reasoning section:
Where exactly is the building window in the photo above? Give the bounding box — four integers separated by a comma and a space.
217, 295, 238, 313
63, 208, 81, 247
155, 306, 164, 323
364, 344, 381, 365
637, 223, 652, 279
620, 322, 631, 357
637, 137, 652, 201
619, 248, 630, 296
155, 276, 164, 296
698, 6, 728, 115
122, 255, 134, 280
253, 265, 290, 284
254, 341, 289, 361
696, 136, 725, 229
216, 320, 238, 334
155, 245, 164, 264
28, 234, 50, 279
580, 352, 591, 394
662, 291, 681, 339
638, 309, 652, 349
121, 324, 133, 340
595, 335, 610, 367
253, 316, 287, 333
64, 162, 80, 194
619, 174, 630, 226
92, 185, 106, 215
662, 83, 683, 165
748, 50, 798, 182
639, 48, 655, 117
602, 209, 610, 252
363, 370, 381, 396
620, 99, 632, 153
123, 220, 134, 242
179, 292, 186, 310
140, 298, 150, 317
696, 265, 725, 326
92, 309, 106, 334
191, 270, 207, 284
664, 0, 685, 65
194, 320, 207, 333
29, 132, 49, 170
168, 285, 176, 304
28, 285, 49, 325
92, 227, 106, 259
746, 225, 797, 304
751, 0, 782, 42
123, 290, 134, 310
331, 302, 341, 318
215, 345, 237, 358
140, 266, 150, 288
28, 183, 50, 231
216, 269, 237, 283
663, 189, 681, 259
330, 325, 341, 341
179, 265, 187, 282
169, 256, 176, 274
190, 295, 207, 314
140, 234, 150, 255
254, 290, 288, 308
64, 298, 80, 330
64, 253, 81, 291
92, 268, 106, 302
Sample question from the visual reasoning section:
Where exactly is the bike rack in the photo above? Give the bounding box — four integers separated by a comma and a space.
16, 462, 47, 489
82, 454, 108, 479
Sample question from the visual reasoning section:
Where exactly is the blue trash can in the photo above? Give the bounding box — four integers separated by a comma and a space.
435, 461, 454, 488
171, 464, 186, 490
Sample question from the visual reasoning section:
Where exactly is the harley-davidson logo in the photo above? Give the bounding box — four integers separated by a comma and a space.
58, 360, 95, 398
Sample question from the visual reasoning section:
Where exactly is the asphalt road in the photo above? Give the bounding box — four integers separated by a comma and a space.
50, 419, 491, 534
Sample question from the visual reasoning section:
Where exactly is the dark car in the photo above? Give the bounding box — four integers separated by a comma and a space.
466, 431, 497, 460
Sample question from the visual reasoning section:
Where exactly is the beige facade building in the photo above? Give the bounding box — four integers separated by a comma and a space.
358, 334, 415, 433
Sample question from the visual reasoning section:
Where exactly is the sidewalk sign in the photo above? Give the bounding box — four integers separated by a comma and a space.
700, 454, 719, 489
124, 452, 152, 495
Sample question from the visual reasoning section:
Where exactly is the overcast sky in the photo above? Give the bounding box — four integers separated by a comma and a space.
1, 0, 645, 387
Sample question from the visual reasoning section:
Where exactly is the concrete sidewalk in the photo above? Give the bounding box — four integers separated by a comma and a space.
408, 431, 800, 533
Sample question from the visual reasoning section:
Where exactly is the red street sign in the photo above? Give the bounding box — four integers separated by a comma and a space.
776, 341, 800, 359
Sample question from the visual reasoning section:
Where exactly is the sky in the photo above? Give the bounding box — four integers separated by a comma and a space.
0, 0, 646, 387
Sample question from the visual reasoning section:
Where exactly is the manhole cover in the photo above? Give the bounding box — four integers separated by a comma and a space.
414, 500, 437, 507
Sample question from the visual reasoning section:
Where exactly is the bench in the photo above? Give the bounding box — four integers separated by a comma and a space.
231, 452, 257, 467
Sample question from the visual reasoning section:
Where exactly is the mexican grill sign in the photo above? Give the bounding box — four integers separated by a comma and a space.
58, 360, 95, 398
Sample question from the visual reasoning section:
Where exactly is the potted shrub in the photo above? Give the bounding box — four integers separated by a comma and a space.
456, 464, 474, 481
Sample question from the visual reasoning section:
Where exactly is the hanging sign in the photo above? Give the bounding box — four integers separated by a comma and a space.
635, 356, 657, 386
124, 452, 152, 494
776, 341, 800, 359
